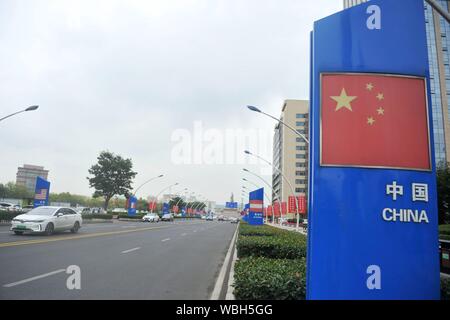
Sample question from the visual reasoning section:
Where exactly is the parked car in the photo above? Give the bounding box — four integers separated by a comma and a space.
201, 215, 206, 220
0, 202, 18, 212
230, 217, 239, 224
10, 206, 82, 235
206, 215, 214, 221
161, 213, 174, 222
218, 215, 225, 221
142, 213, 160, 222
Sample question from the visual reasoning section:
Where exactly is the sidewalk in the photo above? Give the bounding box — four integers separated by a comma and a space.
265, 222, 307, 236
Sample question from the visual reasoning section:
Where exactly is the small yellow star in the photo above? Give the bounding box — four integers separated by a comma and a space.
377, 107, 385, 115
366, 83, 374, 91
376, 93, 384, 101
367, 117, 375, 125
330, 88, 357, 112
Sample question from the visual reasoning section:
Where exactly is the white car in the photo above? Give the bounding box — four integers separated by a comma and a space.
142, 213, 160, 222
0, 202, 18, 212
10, 206, 82, 236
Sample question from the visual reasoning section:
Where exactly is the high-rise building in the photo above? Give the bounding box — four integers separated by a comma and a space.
272, 100, 309, 218
16, 164, 49, 193
343, 0, 450, 164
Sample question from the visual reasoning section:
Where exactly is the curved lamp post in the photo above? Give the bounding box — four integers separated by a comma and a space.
0, 105, 39, 123
133, 174, 164, 197
245, 150, 301, 230
150, 182, 179, 213
247, 105, 309, 144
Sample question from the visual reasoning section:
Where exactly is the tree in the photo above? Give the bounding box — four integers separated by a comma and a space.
87, 151, 137, 210
437, 161, 450, 225
0, 182, 33, 199
169, 197, 186, 210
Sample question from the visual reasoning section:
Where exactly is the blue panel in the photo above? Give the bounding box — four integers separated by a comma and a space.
128, 196, 137, 216
248, 188, 264, 225
308, 0, 440, 299
33, 177, 50, 208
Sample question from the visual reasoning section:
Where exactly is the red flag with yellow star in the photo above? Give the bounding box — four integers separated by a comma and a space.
321, 73, 431, 170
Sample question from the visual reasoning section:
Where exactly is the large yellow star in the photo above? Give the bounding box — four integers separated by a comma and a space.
331, 88, 357, 112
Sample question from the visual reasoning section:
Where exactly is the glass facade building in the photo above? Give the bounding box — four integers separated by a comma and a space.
344, 0, 450, 165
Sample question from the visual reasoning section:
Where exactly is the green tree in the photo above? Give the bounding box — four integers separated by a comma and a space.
169, 197, 186, 210
437, 161, 450, 225
87, 151, 137, 210
0, 182, 33, 199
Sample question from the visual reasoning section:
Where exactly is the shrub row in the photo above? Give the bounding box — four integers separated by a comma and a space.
81, 214, 113, 220
0, 212, 21, 221
442, 278, 450, 300
439, 224, 450, 235
237, 224, 307, 259
233, 257, 306, 300
237, 235, 307, 259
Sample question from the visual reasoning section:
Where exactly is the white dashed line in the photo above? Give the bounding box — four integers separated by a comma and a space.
161, 238, 171, 242
3, 269, 66, 288
121, 247, 141, 254
181, 233, 187, 236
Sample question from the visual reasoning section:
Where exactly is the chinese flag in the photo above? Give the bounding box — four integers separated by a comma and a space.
321, 74, 431, 170
281, 202, 287, 215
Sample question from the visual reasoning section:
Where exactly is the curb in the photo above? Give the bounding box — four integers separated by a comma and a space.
210, 224, 239, 300
225, 244, 238, 300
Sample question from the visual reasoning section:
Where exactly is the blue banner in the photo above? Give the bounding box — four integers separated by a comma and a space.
162, 203, 170, 214
308, 0, 439, 299
248, 188, 264, 225
33, 177, 50, 208
128, 196, 137, 216
226, 202, 238, 209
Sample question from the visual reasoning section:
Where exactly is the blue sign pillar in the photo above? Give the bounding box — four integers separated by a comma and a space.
308, 0, 440, 299
248, 188, 264, 225
33, 177, 50, 208
128, 196, 137, 216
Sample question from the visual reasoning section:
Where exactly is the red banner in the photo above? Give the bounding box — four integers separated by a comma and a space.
288, 196, 307, 214
267, 205, 273, 217
148, 201, 157, 211
281, 202, 287, 215
273, 202, 280, 217
172, 206, 179, 213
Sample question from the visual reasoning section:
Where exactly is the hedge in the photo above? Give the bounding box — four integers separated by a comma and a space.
118, 214, 144, 220
239, 224, 284, 237
0, 212, 22, 221
233, 257, 306, 300
82, 214, 113, 220
442, 278, 450, 300
439, 224, 450, 235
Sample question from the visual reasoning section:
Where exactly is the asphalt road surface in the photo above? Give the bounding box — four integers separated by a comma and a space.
0, 220, 237, 299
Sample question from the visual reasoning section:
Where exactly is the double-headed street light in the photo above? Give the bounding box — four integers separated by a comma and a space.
0, 105, 39, 123
245, 150, 302, 230
151, 182, 179, 213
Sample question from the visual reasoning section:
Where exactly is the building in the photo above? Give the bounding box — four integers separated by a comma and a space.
272, 100, 309, 218
344, 0, 450, 165
16, 164, 49, 193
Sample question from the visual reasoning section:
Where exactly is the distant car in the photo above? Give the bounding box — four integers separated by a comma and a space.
201, 215, 206, 220
230, 217, 239, 224
142, 213, 159, 222
206, 215, 214, 221
161, 213, 174, 222
0, 202, 16, 212
218, 215, 224, 221
10, 206, 82, 235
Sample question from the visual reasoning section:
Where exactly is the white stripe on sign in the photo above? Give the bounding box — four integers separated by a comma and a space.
3, 269, 66, 288
121, 247, 141, 254
249, 203, 263, 209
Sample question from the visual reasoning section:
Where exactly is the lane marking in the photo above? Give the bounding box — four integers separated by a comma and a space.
121, 247, 141, 254
3, 269, 66, 288
181, 233, 187, 236
0, 226, 170, 248
193, 230, 197, 233
161, 238, 171, 242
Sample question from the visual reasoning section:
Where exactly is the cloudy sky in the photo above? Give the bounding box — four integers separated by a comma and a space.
0, 0, 342, 204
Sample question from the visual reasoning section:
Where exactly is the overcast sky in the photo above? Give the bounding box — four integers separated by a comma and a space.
0, 0, 342, 204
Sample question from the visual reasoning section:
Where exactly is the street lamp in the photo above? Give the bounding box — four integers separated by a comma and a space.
245, 150, 301, 231
0, 105, 39, 123
133, 174, 164, 196
243, 168, 282, 224
246, 105, 309, 144
151, 182, 179, 213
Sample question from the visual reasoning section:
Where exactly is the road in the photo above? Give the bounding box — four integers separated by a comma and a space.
0, 219, 237, 299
